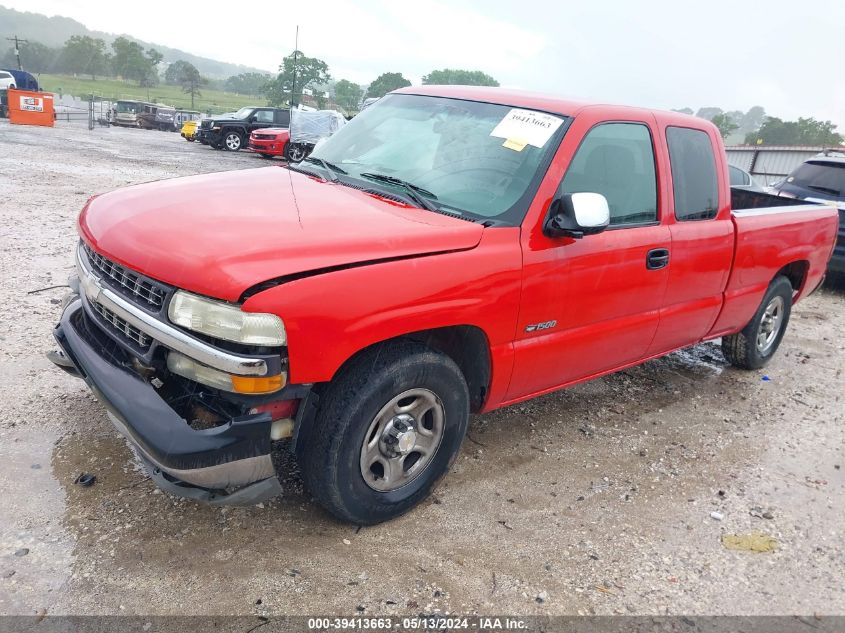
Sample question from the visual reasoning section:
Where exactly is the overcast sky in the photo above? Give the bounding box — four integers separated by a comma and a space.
7, 0, 844, 127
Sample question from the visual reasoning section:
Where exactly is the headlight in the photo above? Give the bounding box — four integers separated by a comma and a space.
167, 351, 286, 394
168, 290, 286, 346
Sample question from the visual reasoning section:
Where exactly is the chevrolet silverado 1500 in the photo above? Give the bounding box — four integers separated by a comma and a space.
50, 86, 839, 524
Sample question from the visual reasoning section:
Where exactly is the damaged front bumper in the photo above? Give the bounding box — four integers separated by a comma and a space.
52, 298, 283, 506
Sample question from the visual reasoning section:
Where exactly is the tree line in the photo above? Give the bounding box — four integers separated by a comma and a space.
14, 36, 838, 143
254, 50, 499, 112
673, 105, 842, 146
2, 37, 501, 113
1, 35, 162, 84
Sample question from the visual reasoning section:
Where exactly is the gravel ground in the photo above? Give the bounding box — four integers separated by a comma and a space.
0, 120, 843, 618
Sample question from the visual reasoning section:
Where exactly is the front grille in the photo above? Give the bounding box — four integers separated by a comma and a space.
254, 134, 276, 140
91, 300, 152, 350
82, 243, 166, 310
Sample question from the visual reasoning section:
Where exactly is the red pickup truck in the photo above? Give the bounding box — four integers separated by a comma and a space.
50, 86, 838, 524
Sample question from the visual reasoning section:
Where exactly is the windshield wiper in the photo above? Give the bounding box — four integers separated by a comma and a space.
304, 156, 347, 182
806, 184, 841, 196
360, 172, 439, 212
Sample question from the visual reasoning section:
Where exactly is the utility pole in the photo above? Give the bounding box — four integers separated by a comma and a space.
5, 35, 28, 70
290, 25, 299, 108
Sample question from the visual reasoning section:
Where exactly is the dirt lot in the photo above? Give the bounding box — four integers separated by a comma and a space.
0, 120, 843, 618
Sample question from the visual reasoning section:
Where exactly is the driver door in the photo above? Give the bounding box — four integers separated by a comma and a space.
250, 109, 275, 131
507, 113, 671, 400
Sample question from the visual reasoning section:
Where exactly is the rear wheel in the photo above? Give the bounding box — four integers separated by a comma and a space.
222, 130, 243, 151
722, 275, 792, 369
296, 341, 469, 524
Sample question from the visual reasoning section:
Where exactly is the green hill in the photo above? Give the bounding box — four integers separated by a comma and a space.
0, 5, 272, 79
40, 74, 267, 114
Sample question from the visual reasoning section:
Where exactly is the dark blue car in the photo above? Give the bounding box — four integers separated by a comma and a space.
773, 155, 845, 273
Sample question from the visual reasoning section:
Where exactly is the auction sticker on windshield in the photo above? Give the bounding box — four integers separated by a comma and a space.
490, 108, 564, 150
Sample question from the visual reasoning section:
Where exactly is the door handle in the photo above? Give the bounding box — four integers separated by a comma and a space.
646, 248, 670, 270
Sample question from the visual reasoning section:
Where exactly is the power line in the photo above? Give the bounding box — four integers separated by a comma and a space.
5, 35, 28, 70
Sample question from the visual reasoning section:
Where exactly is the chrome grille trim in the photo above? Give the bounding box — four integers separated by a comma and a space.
75, 244, 269, 376
91, 300, 152, 349
82, 243, 166, 310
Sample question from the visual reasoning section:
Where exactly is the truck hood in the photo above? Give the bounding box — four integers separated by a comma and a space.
79, 167, 484, 302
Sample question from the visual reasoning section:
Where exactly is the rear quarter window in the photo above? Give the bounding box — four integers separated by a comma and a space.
667, 126, 719, 220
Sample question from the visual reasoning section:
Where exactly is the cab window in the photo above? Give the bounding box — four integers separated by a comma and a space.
254, 110, 274, 124
560, 122, 658, 226
667, 126, 719, 220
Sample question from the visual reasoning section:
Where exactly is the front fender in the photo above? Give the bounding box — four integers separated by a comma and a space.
241, 228, 523, 388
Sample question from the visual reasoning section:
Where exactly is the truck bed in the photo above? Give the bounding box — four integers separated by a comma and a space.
709, 188, 839, 336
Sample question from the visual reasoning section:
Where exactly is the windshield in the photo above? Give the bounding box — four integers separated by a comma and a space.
116, 102, 138, 113
787, 161, 845, 198
232, 107, 254, 119
309, 94, 568, 222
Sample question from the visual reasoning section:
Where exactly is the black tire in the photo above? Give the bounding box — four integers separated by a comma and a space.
296, 341, 469, 525
285, 142, 306, 162
221, 129, 243, 151
722, 275, 792, 370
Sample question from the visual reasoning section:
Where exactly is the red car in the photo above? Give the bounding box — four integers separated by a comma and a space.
247, 127, 291, 159
50, 86, 839, 524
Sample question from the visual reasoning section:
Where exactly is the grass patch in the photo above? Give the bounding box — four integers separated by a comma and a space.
37, 74, 268, 114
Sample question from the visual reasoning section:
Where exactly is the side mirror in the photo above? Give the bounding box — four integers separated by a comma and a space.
248, 115, 257, 122
543, 192, 610, 239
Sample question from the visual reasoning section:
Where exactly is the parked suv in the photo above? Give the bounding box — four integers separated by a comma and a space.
199, 107, 291, 151
772, 154, 845, 272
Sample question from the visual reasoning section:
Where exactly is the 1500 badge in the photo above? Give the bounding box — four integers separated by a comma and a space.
525, 320, 557, 332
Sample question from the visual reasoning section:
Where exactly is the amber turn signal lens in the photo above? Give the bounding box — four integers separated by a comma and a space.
230, 373, 286, 394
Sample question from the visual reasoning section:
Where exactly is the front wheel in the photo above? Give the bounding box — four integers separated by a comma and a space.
722, 275, 793, 369
296, 341, 469, 524
222, 130, 243, 151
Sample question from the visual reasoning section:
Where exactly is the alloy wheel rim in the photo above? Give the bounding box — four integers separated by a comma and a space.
756, 295, 784, 353
359, 388, 445, 492
226, 134, 240, 150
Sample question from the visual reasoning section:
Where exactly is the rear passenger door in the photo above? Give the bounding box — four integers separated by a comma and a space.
509, 114, 671, 399
646, 124, 734, 355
